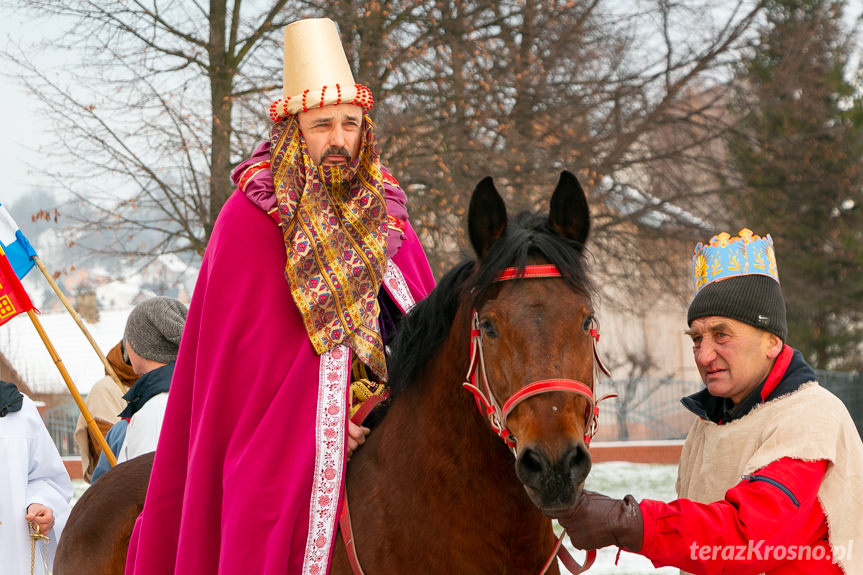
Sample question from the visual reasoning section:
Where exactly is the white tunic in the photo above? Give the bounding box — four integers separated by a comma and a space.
0, 395, 73, 575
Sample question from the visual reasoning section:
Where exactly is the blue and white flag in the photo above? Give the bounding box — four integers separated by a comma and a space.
0, 203, 37, 279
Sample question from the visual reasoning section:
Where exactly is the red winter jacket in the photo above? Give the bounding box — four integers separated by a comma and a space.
640, 457, 840, 574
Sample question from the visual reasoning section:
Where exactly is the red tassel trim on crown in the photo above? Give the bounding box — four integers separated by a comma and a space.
268, 83, 374, 122
268, 100, 280, 122
269, 99, 291, 123
354, 84, 374, 109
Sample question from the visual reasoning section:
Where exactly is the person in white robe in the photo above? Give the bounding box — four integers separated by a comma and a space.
0, 381, 73, 575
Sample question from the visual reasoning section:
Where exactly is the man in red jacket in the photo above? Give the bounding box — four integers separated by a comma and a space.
549, 228, 863, 574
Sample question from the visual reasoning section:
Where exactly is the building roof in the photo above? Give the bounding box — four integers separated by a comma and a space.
0, 350, 33, 395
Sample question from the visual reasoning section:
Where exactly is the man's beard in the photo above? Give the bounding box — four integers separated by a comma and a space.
316, 147, 358, 197
317, 145, 352, 166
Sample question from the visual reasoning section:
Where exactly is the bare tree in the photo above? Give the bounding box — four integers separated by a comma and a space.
722, 0, 863, 369
5, 0, 300, 261
606, 348, 668, 441
6, 0, 766, 298
332, 0, 766, 280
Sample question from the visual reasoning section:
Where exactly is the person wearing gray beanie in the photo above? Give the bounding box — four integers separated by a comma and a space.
546, 228, 863, 574
123, 296, 188, 366
92, 296, 189, 481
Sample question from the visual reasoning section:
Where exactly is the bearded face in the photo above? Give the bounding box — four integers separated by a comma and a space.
297, 103, 364, 166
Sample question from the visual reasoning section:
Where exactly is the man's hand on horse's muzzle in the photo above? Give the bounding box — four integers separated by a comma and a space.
545, 490, 644, 552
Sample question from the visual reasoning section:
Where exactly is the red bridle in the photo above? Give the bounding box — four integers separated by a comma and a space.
462, 264, 615, 450
340, 264, 614, 575
461, 263, 616, 575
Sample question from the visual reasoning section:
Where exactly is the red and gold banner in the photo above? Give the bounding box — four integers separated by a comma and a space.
0, 245, 34, 326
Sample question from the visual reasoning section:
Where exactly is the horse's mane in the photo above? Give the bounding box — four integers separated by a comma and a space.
388, 211, 594, 400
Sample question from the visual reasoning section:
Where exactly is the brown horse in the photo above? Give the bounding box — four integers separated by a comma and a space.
55, 171, 604, 574
329, 171, 603, 573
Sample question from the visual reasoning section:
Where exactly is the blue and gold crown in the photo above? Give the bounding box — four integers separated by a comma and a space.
691, 228, 779, 295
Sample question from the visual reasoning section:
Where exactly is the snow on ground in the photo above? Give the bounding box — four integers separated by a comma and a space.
73, 461, 680, 573
557, 461, 679, 574
72, 479, 88, 504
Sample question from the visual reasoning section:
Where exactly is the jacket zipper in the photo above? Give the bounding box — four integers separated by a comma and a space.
742, 474, 800, 508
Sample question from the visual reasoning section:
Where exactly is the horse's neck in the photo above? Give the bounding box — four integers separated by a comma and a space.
389, 326, 512, 464
344, 321, 558, 571
358, 327, 538, 520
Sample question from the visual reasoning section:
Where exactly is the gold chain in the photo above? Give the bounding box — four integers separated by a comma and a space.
29, 523, 50, 575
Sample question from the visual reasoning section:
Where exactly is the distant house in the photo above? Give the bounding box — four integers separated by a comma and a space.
0, 307, 132, 397
3, 252, 198, 394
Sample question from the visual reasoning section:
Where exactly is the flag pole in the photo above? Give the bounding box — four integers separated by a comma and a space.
25, 308, 117, 467
32, 257, 125, 393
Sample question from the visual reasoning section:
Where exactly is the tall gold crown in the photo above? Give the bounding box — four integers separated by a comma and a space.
268, 18, 373, 121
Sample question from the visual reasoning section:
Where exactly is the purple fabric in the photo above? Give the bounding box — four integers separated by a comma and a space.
233, 141, 277, 214
233, 140, 410, 258
380, 168, 409, 257
124, 188, 434, 574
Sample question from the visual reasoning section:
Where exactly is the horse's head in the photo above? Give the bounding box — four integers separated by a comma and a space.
464, 171, 601, 513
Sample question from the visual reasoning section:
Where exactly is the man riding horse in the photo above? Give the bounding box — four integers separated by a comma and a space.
124, 17, 435, 574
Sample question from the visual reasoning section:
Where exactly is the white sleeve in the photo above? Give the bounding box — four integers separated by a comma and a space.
23, 398, 73, 518
121, 392, 169, 461
21, 397, 73, 574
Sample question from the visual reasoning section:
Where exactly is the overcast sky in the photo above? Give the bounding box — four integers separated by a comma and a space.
0, 7, 62, 206
2, 2, 862, 210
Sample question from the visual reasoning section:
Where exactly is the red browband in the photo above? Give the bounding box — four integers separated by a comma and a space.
493, 265, 561, 281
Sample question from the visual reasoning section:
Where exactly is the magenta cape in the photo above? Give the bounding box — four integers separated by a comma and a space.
125, 191, 434, 574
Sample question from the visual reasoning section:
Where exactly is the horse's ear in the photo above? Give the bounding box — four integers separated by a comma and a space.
468, 176, 508, 258
549, 170, 590, 246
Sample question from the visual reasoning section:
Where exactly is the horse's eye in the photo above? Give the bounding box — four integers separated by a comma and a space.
582, 315, 594, 331
480, 319, 498, 338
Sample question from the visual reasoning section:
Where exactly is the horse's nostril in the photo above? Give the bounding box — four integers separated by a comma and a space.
564, 443, 591, 484
516, 443, 590, 508
516, 447, 549, 486
522, 448, 545, 473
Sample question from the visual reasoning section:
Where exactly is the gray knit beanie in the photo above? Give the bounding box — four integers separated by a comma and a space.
124, 296, 188, 364
687, 274, 787, 341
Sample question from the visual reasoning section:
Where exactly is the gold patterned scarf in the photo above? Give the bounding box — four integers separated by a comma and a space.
269, 115, 389, 379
